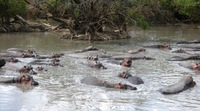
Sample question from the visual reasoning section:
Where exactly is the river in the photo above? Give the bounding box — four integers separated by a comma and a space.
0, 25, 200, 111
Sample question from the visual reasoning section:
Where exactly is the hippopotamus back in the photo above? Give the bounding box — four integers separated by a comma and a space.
127, 76, 144, 85
81, 76, 106, 86
160, 76, 196, 94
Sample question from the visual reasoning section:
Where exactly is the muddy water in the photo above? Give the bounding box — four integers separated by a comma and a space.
0, 26, 200, 111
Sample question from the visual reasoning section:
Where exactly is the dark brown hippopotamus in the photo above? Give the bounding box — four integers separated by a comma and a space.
167, 55, 200, 61
74, 46, 98, 53
172, 49, 191, 54
81, 76, 137, 90
118, 71, 144, 85
176, 40, 200, 44
159, 76, 196, 94
143, 43, 172, 50
0, 59, 6, 68
0, 74, 39, 86
111, 55, 155, 60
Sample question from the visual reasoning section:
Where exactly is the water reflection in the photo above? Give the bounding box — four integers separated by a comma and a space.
0, 26, 200, 111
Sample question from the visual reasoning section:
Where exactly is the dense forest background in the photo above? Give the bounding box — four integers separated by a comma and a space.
0, 0, 199, 40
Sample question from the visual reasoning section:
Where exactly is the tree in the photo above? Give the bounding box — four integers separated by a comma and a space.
0, 0, 26, 24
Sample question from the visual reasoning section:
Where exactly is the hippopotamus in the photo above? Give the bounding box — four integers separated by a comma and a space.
81, 60, 107, 69
0, 59, 6, 68
0, 74, 39, 86
172, 49, 191, 55
179, 45, 200, 49
18, 66, 37, 75
35, 53, 63, 59
159, 76, 196, 94
74, 46, 98, 53
51, 53, 64, 58
143, 43, 172, 50
120, 58, 132, 67
0, 52, 35, 58
176, 40, 200, 44
5, 57, 20, 63
81, 76, 137, 90
36, 66, 47, 71
7, 48, 36, 54
118, 71, 144, 85
28, 59, 60, 65
20, 53, 36, 58
179, 62, 200, 70
167, 55, 200, 61
111, 55, 155, 60
126, 48, 146, 54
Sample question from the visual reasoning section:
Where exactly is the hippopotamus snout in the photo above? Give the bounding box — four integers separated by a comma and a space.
29, 69, 37, 75
29, 76, 39, 86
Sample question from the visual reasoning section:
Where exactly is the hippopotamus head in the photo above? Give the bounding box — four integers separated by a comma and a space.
20, 53, 35, 58
120, 58, 132, 67
114, 83, 137, 90
172, 49, 185, 53
161, 43, 172, 50
118, 71, 131, 78
19, 66, 37, 75
36, 66, 44, 71
182, 76, 196, 88
52, 58, 60, 62
52, 53, 64, 58
138, 48, 146, 52
16, 74, 39, 86
7, 57, 19, 63
92, 61, 107, 69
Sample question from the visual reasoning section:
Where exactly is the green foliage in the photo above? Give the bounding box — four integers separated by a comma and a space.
161, 0, 200, 21
0, 0, 26, 24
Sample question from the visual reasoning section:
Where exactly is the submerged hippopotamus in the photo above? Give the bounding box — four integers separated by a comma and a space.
159, 76, 196, 94
7, 48, 36, 54
143, 43, 172, 50
74, 46, 98, 53
28, 59, 60, 65
0, 59, 6, 68
118, 71, 144, 85
167, 55, 200, 61
5, 57, 20, 63
18, 66, 37, 75
176, 40, 200, 44
111, 55, 155, 60
179, 62, 200, 70
120, 58, 132, 67
82, 60, 107, 69
0, 74, 39, 86
126, 48, 146, 54
81, 76, 137, 90
172, 49, 191, 54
